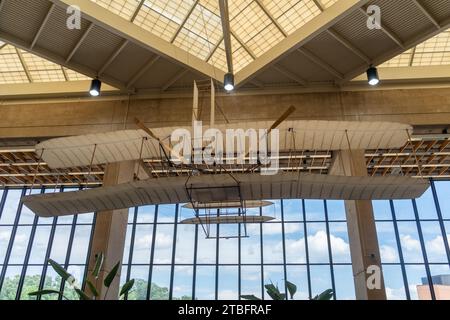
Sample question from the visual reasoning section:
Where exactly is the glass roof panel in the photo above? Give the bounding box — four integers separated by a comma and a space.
208, 40, 227, 72
134, 0, 195, 42
173, 27, 212, 60
262, 0, 321, 35
175, 2, 222, 57
0, 45, 91, 84
383, 29, 450, 68
88, 0, 344, 72
64, 68, 91, 81
91, 0, 141, 20
21, 51, 66, 83
318, 0, 339, 9
381, 50, 412, 68
231, 35, 254, 72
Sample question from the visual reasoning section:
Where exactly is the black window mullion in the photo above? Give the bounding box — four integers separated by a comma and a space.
0, 187, 8, 221
15, 188, 43, 300
280, 200, 288, 300
37, 215, 59, 301
389, 200, 411, 300
430, 180, 450, 264
169, 204, 179, 300
146, 205, 158, 300
0, 188, 26, 295
124, 206, 138, 300
215, 218, 219, 300
81, 212, 97, 292
238, 221, 241, 300
324, 200, 336, 300
259, 206, 264, 300
191, 224, 199, 300
58, 213, 77, 300
412, 199, 436, 300
302, 199, 312, 299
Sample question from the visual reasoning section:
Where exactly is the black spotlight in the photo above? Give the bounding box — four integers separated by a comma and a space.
366, 66, 379, 86
224, 72, 234, 91
89, 78, 102, 97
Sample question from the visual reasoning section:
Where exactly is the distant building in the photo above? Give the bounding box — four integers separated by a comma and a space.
417, 275, 450, 300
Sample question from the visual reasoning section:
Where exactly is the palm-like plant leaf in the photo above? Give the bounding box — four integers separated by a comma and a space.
75, 288, 91, 300
120, 279, 135, 297
48, 259, 72, 282
92, 253, 104, 279
312, 289, 334, 300
264, 283, 284, 300
104, 262, 120, 288
86, 280, 99, 298
28, 289, 61, 297
285, 281, 297, 299
240, 295, 262, 300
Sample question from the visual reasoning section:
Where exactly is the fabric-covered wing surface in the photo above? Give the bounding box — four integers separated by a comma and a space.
180, 216, 275, 224
22, 172, 429, 217
37, 129, 158, 169
36, 120, 413, 169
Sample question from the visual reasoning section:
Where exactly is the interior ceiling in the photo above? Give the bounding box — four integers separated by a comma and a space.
0, 0, 449, 92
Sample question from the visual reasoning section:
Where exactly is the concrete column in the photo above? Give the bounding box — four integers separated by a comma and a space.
330, 150, 387, 300
86, 160, 136, 300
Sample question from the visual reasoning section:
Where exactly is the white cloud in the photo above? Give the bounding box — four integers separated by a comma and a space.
426, 235, 446, 256
386, 287, 406, 300
248, 223, 300, 235
135, 235, 152, 249
307, 231, 350, 261
218, 289, 238, 300
0, 230, 11, 241
134, 233, 172, 251
400, 234, 421, 252
380, 245, 398, 263
156, 233, 173, 248
241, 271, 260, 281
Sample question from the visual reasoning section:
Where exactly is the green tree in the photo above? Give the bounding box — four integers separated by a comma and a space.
0, 274, 191, 301
0, 275, 78, 300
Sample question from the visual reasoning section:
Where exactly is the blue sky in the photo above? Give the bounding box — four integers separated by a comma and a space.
0, 181, 449, 300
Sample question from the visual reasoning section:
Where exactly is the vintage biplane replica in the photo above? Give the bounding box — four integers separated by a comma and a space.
21, 80, 429, 238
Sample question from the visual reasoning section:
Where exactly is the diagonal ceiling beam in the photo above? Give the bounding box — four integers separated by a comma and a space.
219, 0, 233, 73
314, 0, 370, 64
412, 0, 440, 29
0, 30, 128, 90
66, 22, 94, 63
231, 30, 256, 59
358, 7, 404, 49
206, 36, 223, 62
50, 0, 225, 83
30, 3, 55, 50
298, 47, 344, 80
326, 29, 371, 64
15, 48, 32, 83
170, 0, 199, 43
235, 0, 370, 85
98, 39, 129, 76
130, 0, 145, 23
127, 55, 160, 89
254, 0, 288, 37
162, 69, 189, 91
342, 16, 450, 84
273, 65, 307, 85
